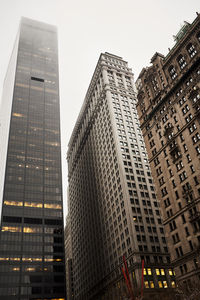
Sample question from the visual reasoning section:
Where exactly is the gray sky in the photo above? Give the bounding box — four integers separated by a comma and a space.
0, 0, 200, 219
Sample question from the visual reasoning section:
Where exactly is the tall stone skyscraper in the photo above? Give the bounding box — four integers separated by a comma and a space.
67, 52, 175, 300
0, 18, 66, 299
136, 13, 200, 284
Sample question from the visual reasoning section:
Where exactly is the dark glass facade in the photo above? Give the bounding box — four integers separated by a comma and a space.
0, 18, 66, 299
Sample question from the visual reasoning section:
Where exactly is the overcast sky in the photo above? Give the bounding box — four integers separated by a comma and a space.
0, 0, 200, 219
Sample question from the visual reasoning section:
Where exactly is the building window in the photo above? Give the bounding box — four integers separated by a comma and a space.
197, 32, 200, 42
182, 104, 190, 115
168, 65, 177, 80
188, 123, 197, 133
194, 176, 199, 185
181, 214, 186, 224
179, 96, 186, 106
186, 43, 197, 58
185, 113, 193, 123
194, 258, 198, 269
177, 54, 187, 69
179, 171, 187, 182
192, 132, 200, 144
196, 146, 200, 155
161, 187, 168, 197
185, 227, 190, 236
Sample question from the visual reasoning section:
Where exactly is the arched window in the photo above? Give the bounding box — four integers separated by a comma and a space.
168, 65, 177, 80
177, 54, 187, 70
186, 43, 197, 58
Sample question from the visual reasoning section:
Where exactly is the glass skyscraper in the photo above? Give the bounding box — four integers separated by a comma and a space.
0, 18, 66, 299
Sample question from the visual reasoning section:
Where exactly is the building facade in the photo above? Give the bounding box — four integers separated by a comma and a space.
136, 14, 200, 284
0, 18, 66, 299
65, 214, 74, 300
67, 52, 175, 300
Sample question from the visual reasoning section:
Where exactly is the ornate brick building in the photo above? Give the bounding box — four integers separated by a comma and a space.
136, 13, 200, 284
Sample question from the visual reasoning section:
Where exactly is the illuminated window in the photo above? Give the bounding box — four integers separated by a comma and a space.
0, 257, 9, 261
22, 257, 42, 262
44, 203, 62, 209
13, 267, 20, 271
24, 202, 43, 208
169, 269, 173, 276
150, 281, 154, 288
26, 267, 35, 272
143, 268, 147, 275
0, 257, 20, 261
4, 200, 23, 206
147, 268, 152, 275
2, 226, 21, 232
144, 281, 149, 288
156, 269, 160, 275
161, 269, 165, 275
12, 112, 23, 117
44, 257, 62, 262
163, 281, 168, 288
158, 281, 163, 288
171, 281, 176, 288
23, 227, 42, 233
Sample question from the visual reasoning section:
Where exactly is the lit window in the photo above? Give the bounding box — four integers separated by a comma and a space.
26, 267, 35, 272
23, 227, 42, 233
171, 281, 176, 288
143, 268, 147, 275
147, 268, 152, 275
13, 267, 20, 271
44, 258, 62, 262
156, 269, 160, 275
0, 257, 9, 261
163, 281, 168, 288
144, 281, 149, 288
2, 226, 21, 232
158, 281, 163, 288
169, 269, 173, 276
150, 281, 155, 288
44, 203, 62, 209
161, 269, 165, 275
24, 202, 43, 208
12, 112, 23, 117
22, 257, 42, 262
4, 200, 23, 206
